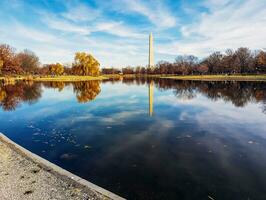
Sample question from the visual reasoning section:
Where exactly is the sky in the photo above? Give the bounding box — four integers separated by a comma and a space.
0, 0, 266, 67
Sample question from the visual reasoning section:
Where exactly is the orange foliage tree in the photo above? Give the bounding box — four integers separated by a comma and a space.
0, 44, 23, 75
72, 52, 100, 76
48, 63, 64, 76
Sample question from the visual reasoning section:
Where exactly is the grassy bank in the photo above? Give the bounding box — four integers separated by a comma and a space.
0, 75, 107, 82
33, 75, 107, 82
102, 74, 165, 78
162, 74, 266, 81
2, 74, 266, 82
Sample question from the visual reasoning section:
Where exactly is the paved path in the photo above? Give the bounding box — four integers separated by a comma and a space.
0, 133, 125, 200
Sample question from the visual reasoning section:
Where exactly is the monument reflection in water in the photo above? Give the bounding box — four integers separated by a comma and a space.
1, 78, 266, 200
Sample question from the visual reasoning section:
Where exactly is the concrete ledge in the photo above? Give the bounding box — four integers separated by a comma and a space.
0, 133, 126, 200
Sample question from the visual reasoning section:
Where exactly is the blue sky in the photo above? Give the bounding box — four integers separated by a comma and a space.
0, 0, 266, 67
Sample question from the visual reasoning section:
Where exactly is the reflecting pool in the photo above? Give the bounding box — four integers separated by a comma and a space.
1, 78, 266, 200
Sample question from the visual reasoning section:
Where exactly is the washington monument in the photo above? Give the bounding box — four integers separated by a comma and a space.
148, 33, 154, 68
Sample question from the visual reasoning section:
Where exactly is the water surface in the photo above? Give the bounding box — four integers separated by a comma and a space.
1, 78, 266, 200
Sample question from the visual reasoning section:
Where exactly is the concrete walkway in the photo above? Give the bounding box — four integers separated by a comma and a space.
0, 133, 125, 200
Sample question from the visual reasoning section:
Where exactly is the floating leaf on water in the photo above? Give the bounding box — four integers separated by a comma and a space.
70, 140, 76, 144
60, 153, 77, 160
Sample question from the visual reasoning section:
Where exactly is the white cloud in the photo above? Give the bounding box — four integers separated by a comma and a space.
62, 3, 100, 22
13, 23, 57, 43
95, 21, 145, 39
41, 11, 145, 40
158, 0, 266, 57
108, 0, 177, 29
43, 15, 91, 35
99, 110, 145, 125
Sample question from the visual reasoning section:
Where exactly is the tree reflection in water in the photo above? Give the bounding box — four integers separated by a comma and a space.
106, 77, 266, 110
42, 81, 66, 92
42, 81, 101, 103
0, 80, 102, 111
1, 79, 266, 113
0, 81, 42, 111
72, 81, 101, 103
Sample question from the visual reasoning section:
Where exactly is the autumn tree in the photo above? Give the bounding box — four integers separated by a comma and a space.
64, 66, 72, 75
222, 49, 236, 73
195, 64, 209, 74
122, 66, 134, 74
0, 44, 22, 75
157, 61, 172, 74
72, 52, 100, 76
204, 52, 223, 74
174, 55, 198, 75
49, 63, 64, 76
38, 65, 50, 75
234, 47, 253, 73
17, 49, 40, 74
255, 51, 266, 73
101, 67, 121, 74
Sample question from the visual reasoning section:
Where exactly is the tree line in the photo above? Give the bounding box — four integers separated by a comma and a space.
1, 43, 266, 76
0, 44, 100, 76
102, 47, 266, 75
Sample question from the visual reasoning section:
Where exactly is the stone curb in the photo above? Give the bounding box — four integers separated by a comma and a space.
0, 133, 126, 200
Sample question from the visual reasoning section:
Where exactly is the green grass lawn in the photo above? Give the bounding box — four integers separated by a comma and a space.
162, 74, 266, 81
33, 75, 107, 81
2, 74, 266, 82
0, 75, 107, 82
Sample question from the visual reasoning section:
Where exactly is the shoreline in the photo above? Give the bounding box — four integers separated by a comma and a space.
161, 74, 266, 81
0, 75, 107, 82
1, 74, 266, 82
34, 76, 107, 82
0, 133, 125, 200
